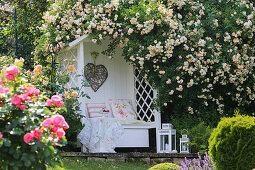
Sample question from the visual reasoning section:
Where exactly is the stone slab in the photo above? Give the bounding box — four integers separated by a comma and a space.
61, 152, 196, 158
61, 152, 197, 165
126, 158, 151, 164
150, 158, 173, 165
107, 157, 126, 162
87, 157, 106, 161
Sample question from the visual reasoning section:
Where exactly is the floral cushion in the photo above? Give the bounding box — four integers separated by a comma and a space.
109, 99, 137, 121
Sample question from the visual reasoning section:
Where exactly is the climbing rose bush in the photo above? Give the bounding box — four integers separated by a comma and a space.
35, 0, 255, 118
0, 58, 68, 169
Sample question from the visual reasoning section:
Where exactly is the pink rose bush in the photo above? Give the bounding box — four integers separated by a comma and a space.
9, 84, 42, 110
46, 95, 64, 107
0, 58, 69, 169
4, 65, 20, 80
24, 114, 69, 145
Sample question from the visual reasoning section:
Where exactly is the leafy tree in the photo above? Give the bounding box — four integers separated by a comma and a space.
0, 0, 49, 68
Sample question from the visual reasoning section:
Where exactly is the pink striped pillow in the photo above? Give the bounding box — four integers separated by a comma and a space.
86, 103, 107, 118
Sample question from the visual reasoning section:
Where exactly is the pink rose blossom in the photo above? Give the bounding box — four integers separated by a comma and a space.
6, 65, 19, 75
45, 99, 52, 106
46, 95, 64, 107
19, 94, 30, 102
42, 118, 53, 128
5, 74, 15, 80
53, 115, 65, 127
52, 114, 65, 120
55, 128, 65, 138
58, 101, 64, 107
11, 96, 22, 106
0, 132, 3, 138
24, 133, 34, 143
19, 105, 25, 110
5, 65, 20, 80
33, 89, 40, 96
50, 125, 58, 132
24, 87, 40, 96
33, 128, 43, 139
51, 95, 62, 105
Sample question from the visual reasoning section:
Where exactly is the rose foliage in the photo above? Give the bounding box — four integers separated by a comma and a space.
0, 56, 69, 169
35, 0, 255, 118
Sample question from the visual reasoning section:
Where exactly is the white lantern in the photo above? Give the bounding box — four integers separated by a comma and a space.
157, 123, 177, 153
157, 129, 171, 153
162, 123, 173, 130
180, 129, 190, 153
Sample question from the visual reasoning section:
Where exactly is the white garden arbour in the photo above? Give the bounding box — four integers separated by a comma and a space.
57, 35, 161, 151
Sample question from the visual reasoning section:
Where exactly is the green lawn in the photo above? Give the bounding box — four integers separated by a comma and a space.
48, 157, 151, 170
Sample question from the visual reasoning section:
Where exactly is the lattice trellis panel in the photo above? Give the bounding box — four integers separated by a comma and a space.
57, 47, 79, 88
134, 69, 155, 122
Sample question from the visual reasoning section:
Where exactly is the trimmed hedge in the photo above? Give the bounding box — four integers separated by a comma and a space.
208, 113, 255, 170
149, 163, 179, 170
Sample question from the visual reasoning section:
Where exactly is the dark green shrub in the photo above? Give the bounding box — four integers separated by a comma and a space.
208, 113, 255, 170
168, 113, 214, 154
189, 122, 213, 155
149, 163, 179, 170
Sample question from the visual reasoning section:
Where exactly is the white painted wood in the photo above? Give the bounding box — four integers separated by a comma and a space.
69, 35, 89, 47
77, 41, 87, 119
82, 40, 134, 108
134, 69, 156, 122
116, 129, 149, 147
121, 122, 156, 129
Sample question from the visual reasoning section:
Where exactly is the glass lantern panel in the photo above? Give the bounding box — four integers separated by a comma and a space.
164, 135, 169, 151
171, 134, 176, 150
181, 142, 188, 152
160, 135, 169, 151
160, 135, 164, 150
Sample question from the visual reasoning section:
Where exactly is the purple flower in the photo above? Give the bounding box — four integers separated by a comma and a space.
180, 152, 215, 170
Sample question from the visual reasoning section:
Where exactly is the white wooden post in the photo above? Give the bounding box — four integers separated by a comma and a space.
153, 89, 162, 153
77, 41, 87, 119
153, 90, 161, 129
78, 41, 84, 74
77, 41, 87, 153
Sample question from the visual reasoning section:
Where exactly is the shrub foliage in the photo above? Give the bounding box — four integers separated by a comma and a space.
189, 122, 213, 155
149, 163, 179, 170
208, 113, 255, 170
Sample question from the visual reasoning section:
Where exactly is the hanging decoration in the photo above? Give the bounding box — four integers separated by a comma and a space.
84, 52, 108, 92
